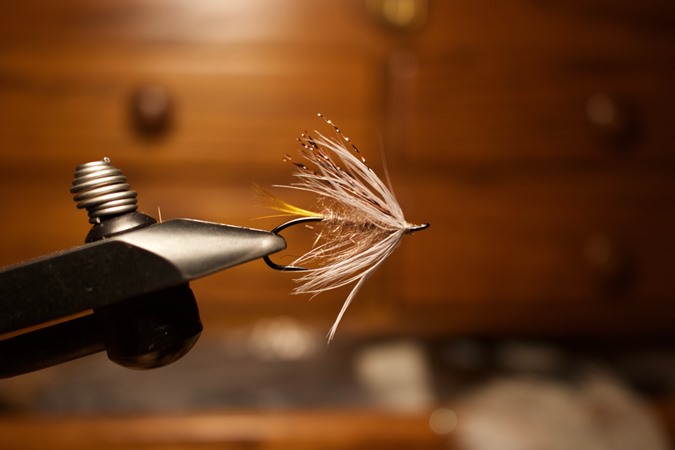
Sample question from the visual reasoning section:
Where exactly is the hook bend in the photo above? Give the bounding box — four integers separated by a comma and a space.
263, 216, 323, 271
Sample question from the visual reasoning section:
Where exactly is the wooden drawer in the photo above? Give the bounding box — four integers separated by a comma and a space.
393, 167, 675, 335
0, 44, 380, 172
393, 2, 675, 166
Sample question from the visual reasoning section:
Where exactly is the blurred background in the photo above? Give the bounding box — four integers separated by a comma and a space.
1, 0, 674, 448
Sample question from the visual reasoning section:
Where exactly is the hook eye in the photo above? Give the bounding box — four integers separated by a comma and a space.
409, 223, 430, 233
263, 216, 323, 271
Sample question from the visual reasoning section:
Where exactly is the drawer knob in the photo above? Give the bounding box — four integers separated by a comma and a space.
366, 0, 428, 31
586, 93, 640, 150
584, 234, 636, 296
130, 84, 174, 137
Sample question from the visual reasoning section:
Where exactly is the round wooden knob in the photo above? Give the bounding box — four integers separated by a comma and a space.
130, 84, 174, 137
584, 234, 636, 296
586, 93, 640, 150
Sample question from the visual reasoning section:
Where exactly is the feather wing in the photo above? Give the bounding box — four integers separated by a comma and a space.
268, 114, 426, 340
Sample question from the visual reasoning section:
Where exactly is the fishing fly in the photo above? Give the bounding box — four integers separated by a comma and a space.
262, 113, 429, 341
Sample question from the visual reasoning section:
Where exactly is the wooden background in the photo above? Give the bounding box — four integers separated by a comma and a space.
0, 0, 674, 448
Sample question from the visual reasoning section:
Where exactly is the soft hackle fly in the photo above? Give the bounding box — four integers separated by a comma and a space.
263, 113, 429, 341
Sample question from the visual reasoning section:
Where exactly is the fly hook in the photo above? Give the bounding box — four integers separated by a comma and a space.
264, 216, 323, 271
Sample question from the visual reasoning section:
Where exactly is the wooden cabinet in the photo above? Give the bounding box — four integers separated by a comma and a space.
1, 0, 674, 338
1, 1, 675, 448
